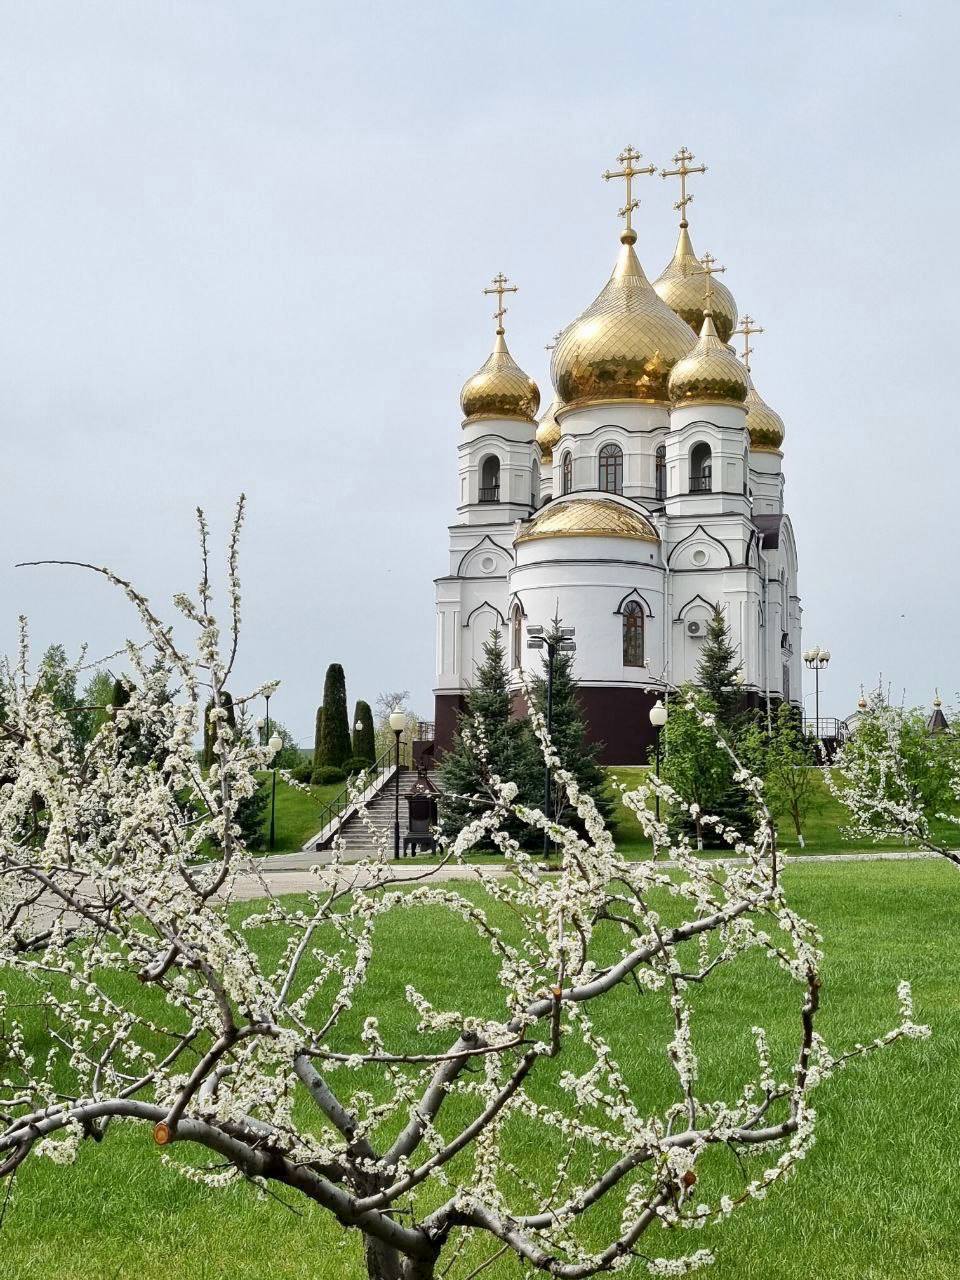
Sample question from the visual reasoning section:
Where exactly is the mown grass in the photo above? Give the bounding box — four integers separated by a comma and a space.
254, 773, 345, 851
3, 860, 960, 1279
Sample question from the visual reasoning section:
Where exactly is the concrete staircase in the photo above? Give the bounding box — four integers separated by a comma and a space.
285, 768, 442, 863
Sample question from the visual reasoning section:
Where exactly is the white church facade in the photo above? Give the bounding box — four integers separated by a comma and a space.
433, 147, 801, 763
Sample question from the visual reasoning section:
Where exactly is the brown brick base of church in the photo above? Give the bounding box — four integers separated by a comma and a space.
435, 686, 671, 765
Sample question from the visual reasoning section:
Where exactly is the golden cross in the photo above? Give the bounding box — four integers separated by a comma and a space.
691, 251, 725, 316
602, 145, 656, 234
483, 272, 518, 332
733, 314, 764, 371
660, 146, 707, 226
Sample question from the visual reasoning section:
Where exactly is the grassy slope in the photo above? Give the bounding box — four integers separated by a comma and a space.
609, 766, 960, 855
254, 774, 346, 851
4, 860, 960, 1279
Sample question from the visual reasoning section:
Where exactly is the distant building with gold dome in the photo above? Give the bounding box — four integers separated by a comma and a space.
433, 147, 800, 762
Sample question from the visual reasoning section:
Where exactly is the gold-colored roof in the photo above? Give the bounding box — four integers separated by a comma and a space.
745, 375, 785, 451
668, 312, 749, 407
550, 229, 696, 408
653, 225, 738, 344
460, 330, 540, 424
515, 497, 660, 544
535, 396, 561, 461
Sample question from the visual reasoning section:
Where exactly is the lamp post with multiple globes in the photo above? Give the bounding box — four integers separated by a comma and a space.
803, 646, 831, 739
389, 708, 407, 859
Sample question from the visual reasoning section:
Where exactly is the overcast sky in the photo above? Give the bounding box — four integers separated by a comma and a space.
0, 0, 956, 740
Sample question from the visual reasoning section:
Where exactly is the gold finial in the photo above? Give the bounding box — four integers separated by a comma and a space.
603, 145, 656, 242
691, 252, 725, 317
483, 272, 518, 334
733, 315, 764, 372
660, 146, 707, 228
934, 687, 942, 708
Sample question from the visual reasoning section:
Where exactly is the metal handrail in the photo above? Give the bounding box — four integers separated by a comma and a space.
478, 486, 500, 503
689, 474, 712, 493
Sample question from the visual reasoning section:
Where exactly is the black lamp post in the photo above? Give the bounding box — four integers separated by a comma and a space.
648, 698, 668, 823
803, 646, 831, 740
389, 709, 406, 859
527, 624, 576, 859
264, 694, 283, 852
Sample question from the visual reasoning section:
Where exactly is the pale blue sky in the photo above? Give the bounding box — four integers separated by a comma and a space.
0, 1, 956, 738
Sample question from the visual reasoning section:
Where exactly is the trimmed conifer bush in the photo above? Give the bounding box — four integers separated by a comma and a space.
351, 700, 376, 765
318, 665, 351, 768
313, 705, 324, 768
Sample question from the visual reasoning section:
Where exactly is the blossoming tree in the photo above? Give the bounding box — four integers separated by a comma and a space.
0, 504, 925, 1280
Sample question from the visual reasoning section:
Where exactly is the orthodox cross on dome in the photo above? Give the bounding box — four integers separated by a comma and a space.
692, 251, 725, 316
660, 146, 707, 227
483, 272, 518, 334
602, 145, 656, 235
734, 314, 765, 371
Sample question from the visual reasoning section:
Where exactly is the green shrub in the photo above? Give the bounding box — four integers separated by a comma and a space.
344, 755, 374, 776
291, 760, 314, 784
319, 665, 351, 767
311, 765, 347, 786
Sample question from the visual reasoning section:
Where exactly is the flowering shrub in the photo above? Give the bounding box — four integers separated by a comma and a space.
0, 506, 926, 1280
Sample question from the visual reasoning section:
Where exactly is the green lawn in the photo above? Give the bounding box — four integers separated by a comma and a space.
609, 766, 960, 856
4, 860, 960, 1279
254, 774, 346, 851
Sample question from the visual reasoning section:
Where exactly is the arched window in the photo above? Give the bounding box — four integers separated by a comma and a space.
655, 444, 666, 500
622, 601, 644, 667
511, 608, 523, 670
689, 442, 712, 493
479, 456, 500, 503
599, 443, 623, 494
561, 450, 573, 495
531, 458, 540, 509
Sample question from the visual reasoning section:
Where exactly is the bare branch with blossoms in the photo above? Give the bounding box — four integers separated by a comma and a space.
0, 509, 928, 1280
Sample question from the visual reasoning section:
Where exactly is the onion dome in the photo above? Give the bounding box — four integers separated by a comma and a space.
515, 496, 659, 545
551, 227, 696, 409
460, 328, 540, 424
744, 374, 786, 452
653, 224, 738, 344
668, 309, 749, 407
535, 396, 561, 461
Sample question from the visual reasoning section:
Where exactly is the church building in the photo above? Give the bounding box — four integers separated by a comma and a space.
433, 147, 801, 764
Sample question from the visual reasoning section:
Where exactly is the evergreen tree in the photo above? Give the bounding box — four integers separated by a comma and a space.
318, 664, 351, 767
312, 705, 324, 766
439, 628, 537, 842
352, 700, 376, 765
80, 670, 115, 740
695, 607, 742, 728
525, 621, 613, 831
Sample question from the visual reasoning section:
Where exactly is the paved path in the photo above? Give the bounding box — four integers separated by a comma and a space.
228, 848, 943, 903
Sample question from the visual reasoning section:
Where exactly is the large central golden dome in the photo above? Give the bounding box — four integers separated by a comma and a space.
551, 228, 696, 408
653, 224, 738, 344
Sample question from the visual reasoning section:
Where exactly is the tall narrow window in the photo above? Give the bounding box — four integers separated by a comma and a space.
561, 450, 573, 495
511, 608, 522, 670
622, 601, 644, 667
689, 442, 712, 493
599, 443, 623, 494
479, 456, 500, 503
531, 458, 540, 509
655, 444, 666, 500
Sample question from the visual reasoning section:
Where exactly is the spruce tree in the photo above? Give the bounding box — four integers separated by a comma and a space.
439, 628, 536, 842
524, 621, 613, 831
352, 700, 376, 765
318, 664, 351, 767
696, 607, 742, 728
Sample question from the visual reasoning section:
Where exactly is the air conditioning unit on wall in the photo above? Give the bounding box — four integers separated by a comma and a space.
687, 620, 703, 636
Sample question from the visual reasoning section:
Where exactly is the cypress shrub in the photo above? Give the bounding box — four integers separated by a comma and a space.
352, 700, 376, 765
313, 705, 324, 768
319, 665, 351, 767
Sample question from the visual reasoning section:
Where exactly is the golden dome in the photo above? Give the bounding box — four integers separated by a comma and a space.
461, 330, 540, 424
668, 312, 749, 407
551, 229, 696, 408
515, 496, 660, 544
653, 225, 738, 343
536, 396, 561, 461
745, 374, 785, 452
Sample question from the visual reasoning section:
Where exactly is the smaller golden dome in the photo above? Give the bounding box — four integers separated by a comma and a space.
461, 330, 540, 424
654, 225, 738, 344
515, 496, 659, 545
536, 396, 561, 461
745, 374, 785, 452
668, 313, 749, 407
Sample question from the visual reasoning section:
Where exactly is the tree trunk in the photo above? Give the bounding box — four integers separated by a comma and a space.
363, 1234, 437, 1280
